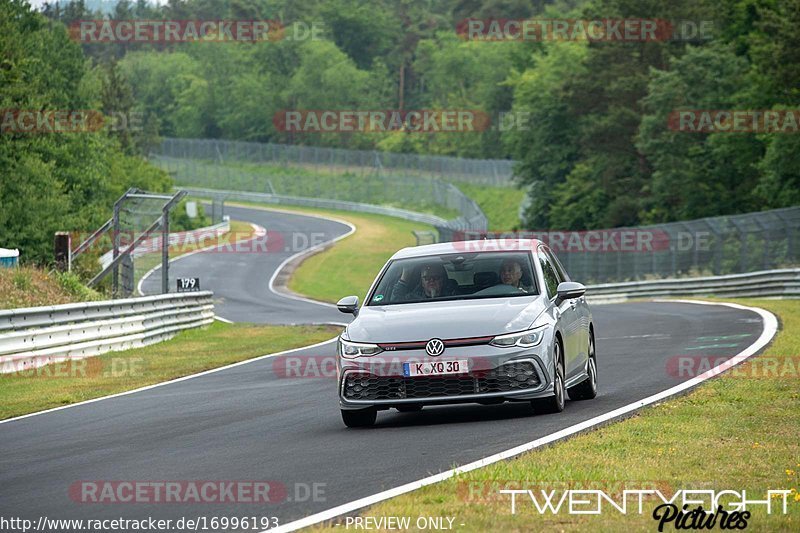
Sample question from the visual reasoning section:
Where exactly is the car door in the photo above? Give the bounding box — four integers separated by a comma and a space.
546, 247, 590, 364
537, 247, 581, 380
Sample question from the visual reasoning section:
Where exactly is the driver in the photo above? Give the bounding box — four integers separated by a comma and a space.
499, 258, 526, 291
391, 263, 455, 302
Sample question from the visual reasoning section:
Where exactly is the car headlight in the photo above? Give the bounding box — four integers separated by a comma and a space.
490, 327, 545, 348
339, 338, 383, 359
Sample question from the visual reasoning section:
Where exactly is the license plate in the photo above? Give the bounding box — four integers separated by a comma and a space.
403, 360, 468, 377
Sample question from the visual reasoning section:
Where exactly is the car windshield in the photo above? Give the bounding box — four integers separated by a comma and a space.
366, 252, 539, 306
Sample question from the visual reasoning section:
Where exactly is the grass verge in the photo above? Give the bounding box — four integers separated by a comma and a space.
453, 181, 526, 231
0, 266, 102, 309
0, 321, 340, 420
312, 298, 799, 532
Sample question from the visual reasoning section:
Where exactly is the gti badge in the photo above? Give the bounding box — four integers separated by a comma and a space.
425, 338, 445, 357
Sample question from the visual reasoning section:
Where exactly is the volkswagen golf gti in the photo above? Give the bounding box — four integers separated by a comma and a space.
335, 239, 597, 427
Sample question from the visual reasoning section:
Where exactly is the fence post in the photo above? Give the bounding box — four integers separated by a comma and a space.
54, 232, 71, 272
775, 210, 794, 266
112, 200, 121, 297
161, 206, 170, 294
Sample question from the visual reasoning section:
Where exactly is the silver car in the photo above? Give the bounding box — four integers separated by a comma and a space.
335, 239, 597, 427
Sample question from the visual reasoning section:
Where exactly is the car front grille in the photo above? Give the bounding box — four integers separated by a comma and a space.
342, 362, 540, 401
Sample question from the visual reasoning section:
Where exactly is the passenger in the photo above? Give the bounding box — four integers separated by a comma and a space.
499, 259, 526, 291
391, 263, 454, 302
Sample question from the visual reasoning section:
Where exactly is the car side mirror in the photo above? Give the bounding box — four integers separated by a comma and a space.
556, 282, 586, 303
336, 295, 359, 316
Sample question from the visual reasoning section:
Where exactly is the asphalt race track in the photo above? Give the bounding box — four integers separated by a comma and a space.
0, 206, 769, 531
140, 205, 352, 325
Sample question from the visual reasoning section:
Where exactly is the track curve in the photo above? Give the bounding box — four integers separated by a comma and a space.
140, 205, 352, 325
0, 206, 773, 530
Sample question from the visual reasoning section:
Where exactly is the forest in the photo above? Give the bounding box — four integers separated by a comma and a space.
1, 0, 798, 266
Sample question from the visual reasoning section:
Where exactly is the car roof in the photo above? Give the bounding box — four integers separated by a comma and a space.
391, 239, 544, 260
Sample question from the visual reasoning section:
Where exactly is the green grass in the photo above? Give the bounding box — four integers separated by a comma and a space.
218, 201, 435, 303
157, 156, 532, 231
0, 266, 102, 309
312, 298, 800, 532
453, 181, 527, 231
0, 321, 340, 420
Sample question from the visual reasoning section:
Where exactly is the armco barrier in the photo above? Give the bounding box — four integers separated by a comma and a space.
0, 292, 214, 374
586, 268, 800, 303
179, 187, 453, 227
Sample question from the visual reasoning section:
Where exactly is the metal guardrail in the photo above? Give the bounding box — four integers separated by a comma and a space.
178, 187, 477, 232
586, 268, 800, 302
0, 292, 215, 374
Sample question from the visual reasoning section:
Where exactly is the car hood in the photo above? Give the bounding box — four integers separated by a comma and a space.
346, 296, 548, 343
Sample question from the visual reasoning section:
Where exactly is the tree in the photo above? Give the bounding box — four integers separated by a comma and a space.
0, 0, 171, 266
504, 41, 588, 228
637, 43, 760, 222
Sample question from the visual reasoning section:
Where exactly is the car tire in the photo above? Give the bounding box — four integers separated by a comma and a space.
396, 405, 423, 413
341, 408, 377, 428
568, 330, 598, 401
532, 338, 566, 414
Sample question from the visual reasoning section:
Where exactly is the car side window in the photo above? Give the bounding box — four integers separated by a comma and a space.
537, 249, 560, 299
544, 248, 569, 282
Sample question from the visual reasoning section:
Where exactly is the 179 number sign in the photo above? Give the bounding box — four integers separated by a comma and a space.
176, 277, 200, 292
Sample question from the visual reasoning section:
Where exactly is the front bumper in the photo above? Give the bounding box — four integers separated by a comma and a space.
338, 344, 554, 410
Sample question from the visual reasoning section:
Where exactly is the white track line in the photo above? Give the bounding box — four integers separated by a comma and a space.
137, 222, 267, 297
0, 337, 338, 426
265, 299, 778, 533
226, 203, 357, 309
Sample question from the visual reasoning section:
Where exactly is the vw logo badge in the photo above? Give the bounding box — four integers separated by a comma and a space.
425, 338, 445, 357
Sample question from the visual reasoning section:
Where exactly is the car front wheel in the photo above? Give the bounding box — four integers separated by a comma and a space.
568, 331, 598, 400
532, 338, 566, 414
